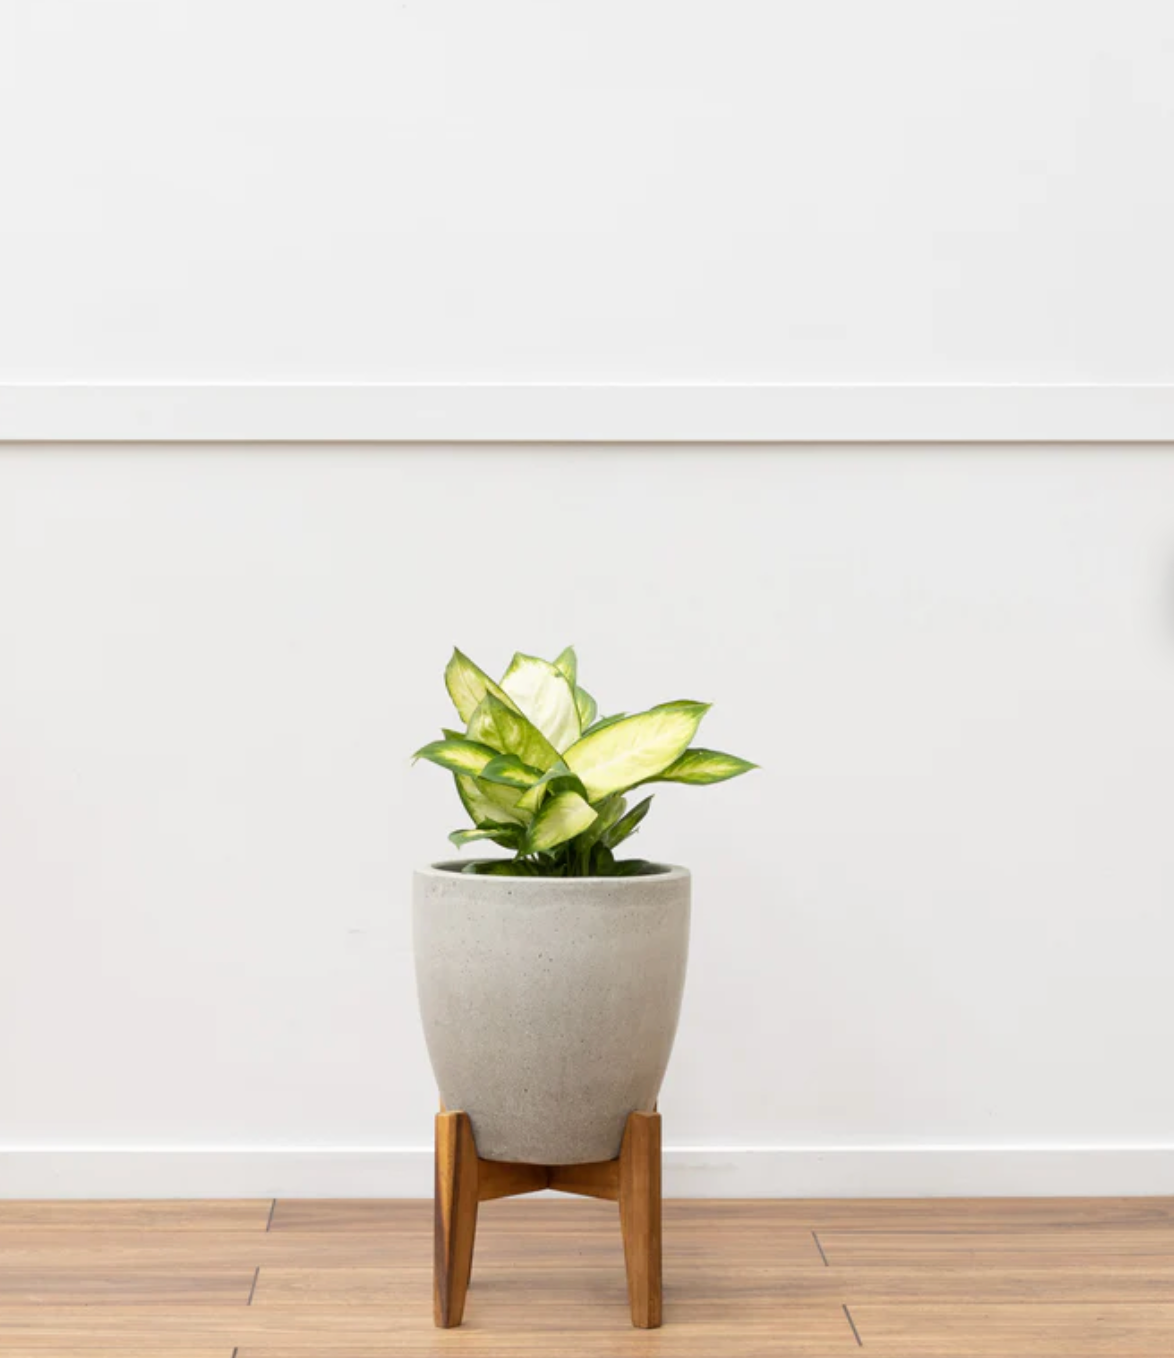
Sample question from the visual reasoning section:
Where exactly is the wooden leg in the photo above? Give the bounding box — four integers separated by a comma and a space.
619, 1110, 663, 1328
434, 1111, 479, 1328
432, 1106, 663, 1329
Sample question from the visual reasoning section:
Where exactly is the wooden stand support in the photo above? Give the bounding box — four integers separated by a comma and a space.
433, 1108, 663, 1329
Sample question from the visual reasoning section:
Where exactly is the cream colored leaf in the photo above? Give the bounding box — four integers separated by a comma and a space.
563, 702, 709, 801
499, 652, 581, 753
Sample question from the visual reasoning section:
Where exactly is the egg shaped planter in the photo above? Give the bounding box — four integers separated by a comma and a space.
413, 861, 690, 1165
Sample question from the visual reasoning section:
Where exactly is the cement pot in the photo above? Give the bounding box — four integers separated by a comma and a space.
413, 861, 690, 1165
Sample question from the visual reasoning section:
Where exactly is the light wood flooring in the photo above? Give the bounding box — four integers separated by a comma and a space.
1, 1197, 1173, 1355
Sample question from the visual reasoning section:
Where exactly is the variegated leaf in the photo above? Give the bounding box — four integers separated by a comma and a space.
652, 747, 758, 785
553, 645, 578, 687
543, 772, 589, 801
445, 648, 516, 724
478, 753, 545, 789
563, 702, 709, 801
516, 767, 558, 815
576, 793, 626, 850
412, 736, 498, 777
583, 712, 626, 736
525, 790, 599, 853
500, 651, 581, 752
574, 685, 598, 730
467, 691, 561, 771
516, 764, 587, 814
456, 773, 529, 827
448, 823, 523, 849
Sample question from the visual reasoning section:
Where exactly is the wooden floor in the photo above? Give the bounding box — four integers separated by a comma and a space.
1, 1198, 1173, 1355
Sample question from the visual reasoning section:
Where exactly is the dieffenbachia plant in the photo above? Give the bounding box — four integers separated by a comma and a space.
413, 647, 756, 876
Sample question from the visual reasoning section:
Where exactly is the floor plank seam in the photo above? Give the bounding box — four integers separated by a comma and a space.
812, 1229, 830, 1266
843, 1302, 863, 1347
7, 1199, 1174, 1348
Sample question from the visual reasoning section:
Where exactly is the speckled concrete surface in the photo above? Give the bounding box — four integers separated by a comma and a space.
413, 863, 690, 1165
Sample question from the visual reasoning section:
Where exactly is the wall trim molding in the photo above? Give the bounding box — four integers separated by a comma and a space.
4, 1145, 1172, 1199
2, 383, 1174, 443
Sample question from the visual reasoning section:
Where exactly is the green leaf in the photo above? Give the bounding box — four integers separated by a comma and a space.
574, 686, 598, 730
500, 652, 581, 752
456, 773, 529, 827
444, 648, 516, 724
563, 702, 710, 801
652, 747, 759, 786
525, 790, 599, 853
608, 859, 659, 877
478, 753, 545, 789
589, 842, 615, 875
603, 794, 653, 849
468, 691, 561, 772
412, 736, 499, 777
515, 763, 560, 814
462, 858, 538, 876
546, 772, 589, 799
553, 645, 578, 687
511, 762, 583, 812
478, 778, 534, 820
448, 822, 523, 849
576, 793, 625, 850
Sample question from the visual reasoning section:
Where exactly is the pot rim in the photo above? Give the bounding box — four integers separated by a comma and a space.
417, 860, 690, 884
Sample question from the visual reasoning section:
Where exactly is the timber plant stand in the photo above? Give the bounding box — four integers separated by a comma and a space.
434, 1108, 663, 1329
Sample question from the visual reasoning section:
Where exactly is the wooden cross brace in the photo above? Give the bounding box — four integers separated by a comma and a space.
434, 1108, 663, 1329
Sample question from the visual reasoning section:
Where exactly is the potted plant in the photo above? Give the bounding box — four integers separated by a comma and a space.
412, 647, 754, 1328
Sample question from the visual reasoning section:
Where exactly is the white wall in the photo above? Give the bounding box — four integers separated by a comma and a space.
1, 445, 1172, 1196
2, 2, 1173, 1195
3, 0, 1174, 384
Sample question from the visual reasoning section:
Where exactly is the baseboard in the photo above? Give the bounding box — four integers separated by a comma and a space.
2, 383, 1174, 442
3, 1146, 1172, 1199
